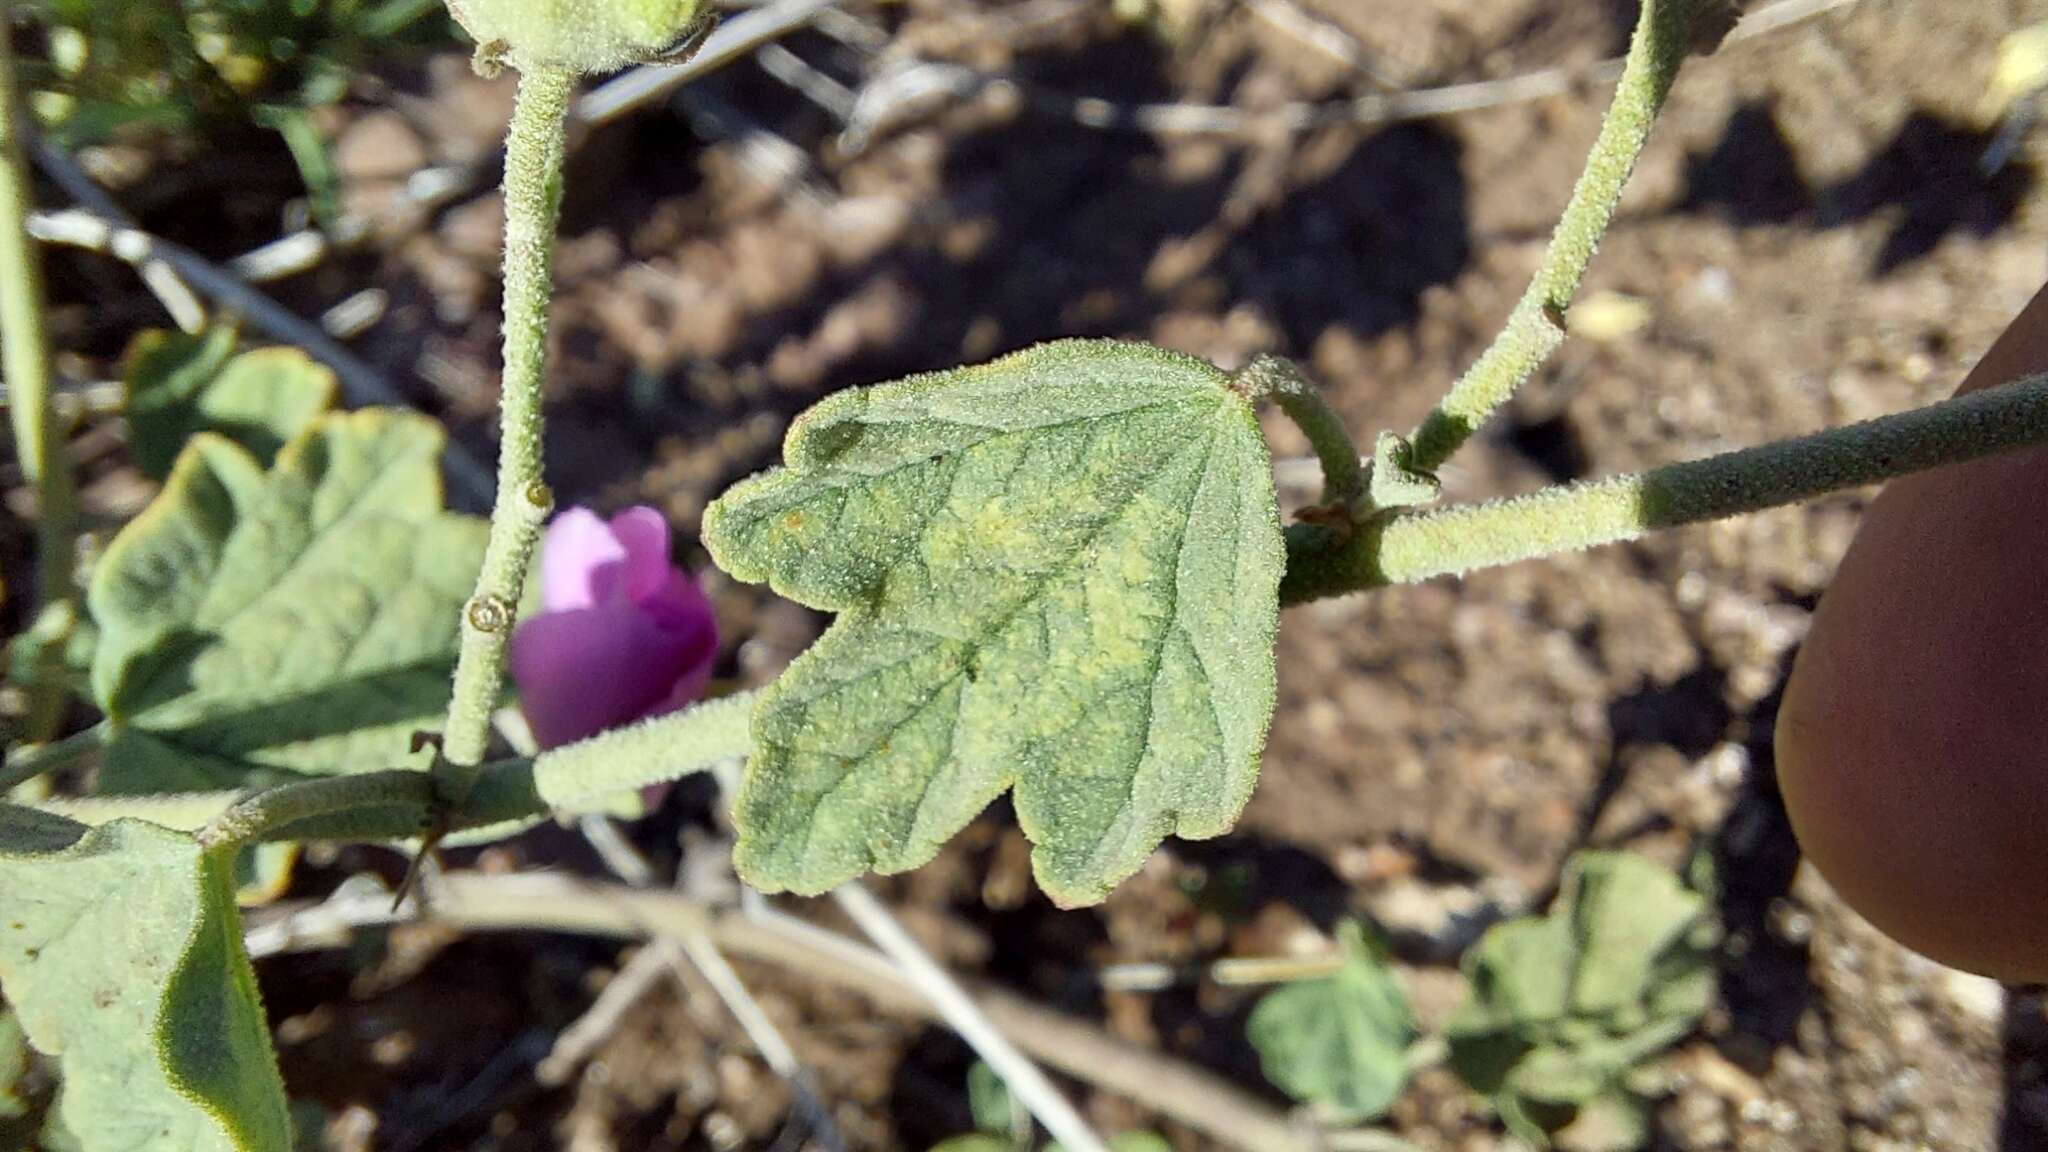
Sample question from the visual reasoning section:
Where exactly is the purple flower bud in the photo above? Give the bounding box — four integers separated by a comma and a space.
511, 506, 719, 750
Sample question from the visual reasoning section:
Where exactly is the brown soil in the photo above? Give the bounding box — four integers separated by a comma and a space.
14, 0, 2048, 1149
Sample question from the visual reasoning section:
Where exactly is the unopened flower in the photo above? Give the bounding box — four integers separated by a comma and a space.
511, 506, 718, 750
445, 0, 715, 75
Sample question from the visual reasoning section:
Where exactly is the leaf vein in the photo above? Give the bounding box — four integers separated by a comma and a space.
1085, 426, 1220, 870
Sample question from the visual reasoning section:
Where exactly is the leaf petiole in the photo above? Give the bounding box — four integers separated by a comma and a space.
1283, 371, 2048, 603
0, 723, 105, 796
195, 771, 436, 851
35, 694, 756, 847
1233, 355, 1365, 509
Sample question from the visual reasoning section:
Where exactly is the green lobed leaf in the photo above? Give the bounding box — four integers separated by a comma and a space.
123, 328, 338, 480
1246, 921, 1416, 1122
1508, 1045, 1616, 1109
1563, 852, 1708, 1022
704, 340, 1284, 906
1550, 1090, 1651, 1152
89, 410, 488, 793
0, 811, 290, 1152
1451, 916, 1575, 1047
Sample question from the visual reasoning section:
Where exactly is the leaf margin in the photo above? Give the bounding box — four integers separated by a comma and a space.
0, 811, 291, 1152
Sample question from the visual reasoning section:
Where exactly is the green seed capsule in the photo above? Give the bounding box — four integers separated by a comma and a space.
445, 0, 714, 75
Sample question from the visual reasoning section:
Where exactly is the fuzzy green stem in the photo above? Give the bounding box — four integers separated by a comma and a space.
305, 693, 750, 841
435, 66, 576, 799
514, 692, 753, 809
1235, 355, 1364, 507
196, 770, 434, 850
1283, 372, 2048, 603
0, 722, 102, 795
1405, 0, 1701, 476
0, 30, 78, 744
39, 693, 756, 844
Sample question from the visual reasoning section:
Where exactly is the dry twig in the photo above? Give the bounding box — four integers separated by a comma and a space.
567, 812, 850, 1152
833, 881, 1110, 1152
840, 0, 1859, 146
25, 208, 494, 504
248, 871, 1351, 1152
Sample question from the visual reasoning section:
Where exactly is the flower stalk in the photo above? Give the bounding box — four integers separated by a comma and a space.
436, 65, 577, 804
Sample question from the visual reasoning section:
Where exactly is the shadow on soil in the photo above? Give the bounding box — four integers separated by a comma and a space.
1682, 100, 2036, 275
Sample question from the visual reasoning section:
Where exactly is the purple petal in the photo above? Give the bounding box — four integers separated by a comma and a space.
639, 567, 717, 632
651, 650, 716, 717
510, 597, 718, 749
538, 507, 628, 613
606, 506, 676, 604
634, 652, 717, 815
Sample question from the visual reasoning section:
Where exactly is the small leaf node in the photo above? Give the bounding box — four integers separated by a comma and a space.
1367, 431, 1441, 513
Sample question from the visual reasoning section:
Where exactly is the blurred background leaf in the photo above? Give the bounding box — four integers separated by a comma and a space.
967, 1059, 1026, 1144
1247, 920, 1416, 1123
1446, 852, 1717, 1149
22, 0, 453, 221
121, 327, 338, 480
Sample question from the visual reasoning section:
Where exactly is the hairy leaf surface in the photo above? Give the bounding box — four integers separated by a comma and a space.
90, 410, 487, 792
706, 340, 1284, 905
0, 813, 289, 1152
